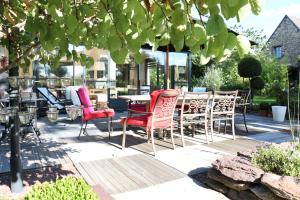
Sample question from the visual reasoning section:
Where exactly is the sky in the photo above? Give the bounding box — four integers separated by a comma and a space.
226, 0, 300, 38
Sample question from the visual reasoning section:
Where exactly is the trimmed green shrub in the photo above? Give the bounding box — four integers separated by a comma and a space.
250, 76, 265, 90
25, 176, 98, 200
252, 145, 300, 177
238, 57, 262, 78
199, 66, 223, 91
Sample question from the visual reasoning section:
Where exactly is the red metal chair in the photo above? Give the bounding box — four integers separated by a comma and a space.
77, 87, 115, 139
121, 89, 180, 156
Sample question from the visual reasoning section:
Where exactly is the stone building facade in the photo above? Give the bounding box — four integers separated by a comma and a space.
267, 15, 300, 67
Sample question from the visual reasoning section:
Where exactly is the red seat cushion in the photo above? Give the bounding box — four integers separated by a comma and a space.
120, 115, 149, 127
83, 109, 115, 121
129, 104, 147, 112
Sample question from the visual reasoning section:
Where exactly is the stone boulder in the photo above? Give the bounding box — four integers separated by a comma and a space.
261, 173, 300, 200
250, 185, 284, 200
208, 169, 251, 191
227, 189, 260, 200
212, 156, 264, 182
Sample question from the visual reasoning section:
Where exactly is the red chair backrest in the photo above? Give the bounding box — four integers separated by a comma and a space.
77, 87, 94, 116
150, 89, 180, 129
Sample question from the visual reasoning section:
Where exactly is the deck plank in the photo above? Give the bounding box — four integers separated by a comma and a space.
77, 154, 186, 195
204, 138, 262, 154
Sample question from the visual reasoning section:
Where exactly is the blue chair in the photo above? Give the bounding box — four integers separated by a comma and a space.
37, 87, 65, 110
193, 87, 207, 92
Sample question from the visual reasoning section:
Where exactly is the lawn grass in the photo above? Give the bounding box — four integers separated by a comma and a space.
253, 96, 277, 105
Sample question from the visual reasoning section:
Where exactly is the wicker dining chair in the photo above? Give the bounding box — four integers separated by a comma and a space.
235, 90, 251, 133
179, 92, 212, 145
121, 89, 180, 156
210, 91, 238, 141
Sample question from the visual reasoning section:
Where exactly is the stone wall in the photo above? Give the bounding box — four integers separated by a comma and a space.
267, 15, 300, 67
199, 155, 300, 200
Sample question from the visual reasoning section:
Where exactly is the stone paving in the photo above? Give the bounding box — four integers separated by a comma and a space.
0, 112, 292, 199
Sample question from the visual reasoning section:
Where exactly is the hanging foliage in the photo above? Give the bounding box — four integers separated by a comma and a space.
0, 0, 262, 72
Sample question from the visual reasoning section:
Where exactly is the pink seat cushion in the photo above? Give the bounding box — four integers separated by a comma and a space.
83, 109, 115, 121
78, 87, 115, 121
78, 87, 94, 114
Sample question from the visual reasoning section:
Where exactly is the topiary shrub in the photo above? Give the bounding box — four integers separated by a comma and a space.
252, 145, 300, 177
250, 76, 265, 90
238, 57, 262, 78
25, 176, 98, 200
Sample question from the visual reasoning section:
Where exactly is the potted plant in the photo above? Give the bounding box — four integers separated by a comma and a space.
271, 88, 287, 122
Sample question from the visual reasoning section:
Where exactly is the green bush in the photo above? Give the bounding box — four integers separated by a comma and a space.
252, 145, 300, 177
238, 57, 262, 78
250, 76, 265, 90
25, 176, 98, 200
199, 66, 223, 91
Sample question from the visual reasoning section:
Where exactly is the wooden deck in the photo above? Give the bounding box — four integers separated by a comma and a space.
204, 138, 263, 155
0, 142, 72, 174
75, 154, 186, 194
59, 132, 196, 155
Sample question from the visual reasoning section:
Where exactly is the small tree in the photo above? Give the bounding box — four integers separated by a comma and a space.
238, 57, 262, 78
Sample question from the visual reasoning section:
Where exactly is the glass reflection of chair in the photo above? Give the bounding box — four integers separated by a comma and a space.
121, 90, 180, 156
179, 92, 212, 145
210, 91, 238, 142
235, 90, 251, 133
77, 87, 115, 139
37, 87, 65, 110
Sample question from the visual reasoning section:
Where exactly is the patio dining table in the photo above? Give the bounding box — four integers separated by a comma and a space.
118, 94, 239, 103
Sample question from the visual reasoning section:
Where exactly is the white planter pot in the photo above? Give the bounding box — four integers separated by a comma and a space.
272, 106, 287, 122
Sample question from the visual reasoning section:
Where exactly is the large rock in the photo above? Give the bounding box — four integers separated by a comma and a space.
250, 185, 284, 200
227, 189, 260, 200
193, 172, 229, 194
261, 173, 300, 200
208, 169, 251, 191
212, 156, 264, 182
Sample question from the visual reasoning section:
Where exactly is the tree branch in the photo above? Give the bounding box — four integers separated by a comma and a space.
0, 41, 40, 73
193, 0, 205, 27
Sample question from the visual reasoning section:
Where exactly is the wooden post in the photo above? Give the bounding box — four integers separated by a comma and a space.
166, 45, 170, 89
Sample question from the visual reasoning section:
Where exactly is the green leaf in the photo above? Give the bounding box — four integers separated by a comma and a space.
192, 23, 207, 44
111, 48, 128, 64
66, 15, 78, 34
199, 53, 210, 65
236, 35, 251, 57
206, 14, 226, 36
107, 35, 122, 52
228, 0, 239, 7
158, 33, 170, 46
133, 52, 143, 64
224, 33, 237, 50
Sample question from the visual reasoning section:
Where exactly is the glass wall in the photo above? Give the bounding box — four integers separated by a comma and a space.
169, 52, 189, 89
115, 50, 190, 95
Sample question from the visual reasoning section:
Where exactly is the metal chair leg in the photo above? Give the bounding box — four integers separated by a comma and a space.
170, 123, 176, 150
243, 112, 249, 133
150, 128, 156, 156
210, 118, 214, 142
232, 118, 236, 140
107, 117, 111, 140
204, 118, 209, 144
122, 121, 127, 149
78, 121, 87, 139
180, 121, 185, 147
